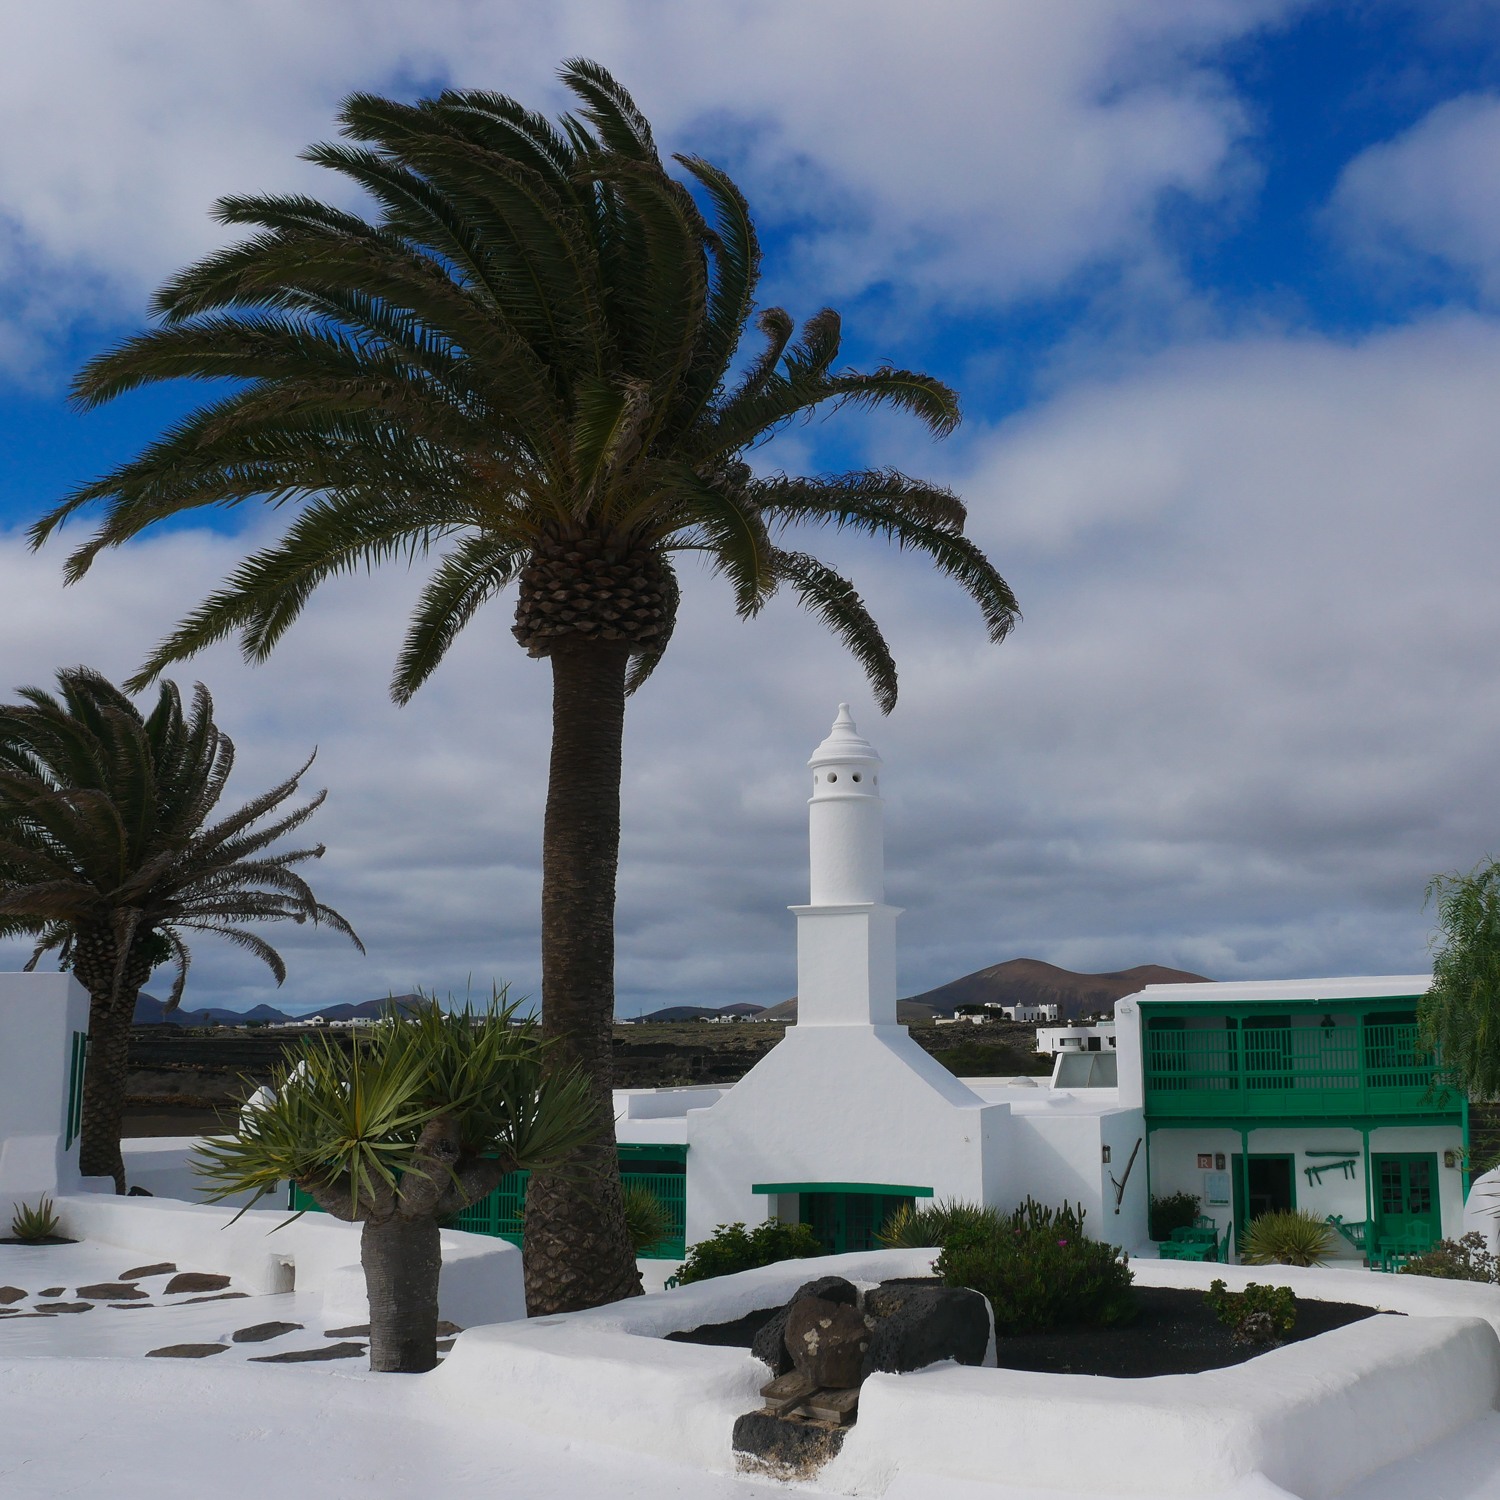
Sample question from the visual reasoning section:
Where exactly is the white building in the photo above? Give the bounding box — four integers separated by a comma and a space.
1037, 1020, 1118, 1054
615, 707, 1148, 1255
0, 971, 89, 1219
1113, 976, 1465, 1257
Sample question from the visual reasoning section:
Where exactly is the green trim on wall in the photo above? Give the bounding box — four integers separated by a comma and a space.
752, 1181, 935, 1198
617, 1142, 688, 1163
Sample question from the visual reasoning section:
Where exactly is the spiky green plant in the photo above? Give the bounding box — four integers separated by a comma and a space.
194, 993, 596, 1372
1240, 1209, 1337, 1267
1421, 861, 1500, 1098
9, 1196, 62, 1242
878, 1198, 1003, 1249
621, 1183, 673, 1256
33, 60, 1019, 1314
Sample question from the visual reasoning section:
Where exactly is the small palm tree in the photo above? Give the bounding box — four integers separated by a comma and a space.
0, 667, 360, 1189
31, 61, 1019, 1310
196, 998, 596, 1372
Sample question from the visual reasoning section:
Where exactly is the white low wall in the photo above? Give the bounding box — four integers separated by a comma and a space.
435, 1248, 933, 1472
53, 1193, 525, 1329
830, 1313, 1497, 1499
435, 1250, 1500, 1497
119, 1136, 270, 1208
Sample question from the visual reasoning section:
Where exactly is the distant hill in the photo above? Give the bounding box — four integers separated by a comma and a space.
630, 1003, 767, 1023
758, 959, 1208, 1024
132, 992, 431, 1026
903, 959, 1210, 1021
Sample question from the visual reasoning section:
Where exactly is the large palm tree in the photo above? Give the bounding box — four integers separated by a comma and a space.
30, 61, 1019, 1310
0, 667, 360, 1189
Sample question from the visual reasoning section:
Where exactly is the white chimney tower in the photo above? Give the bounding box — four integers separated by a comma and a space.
791, 704, 901, 1027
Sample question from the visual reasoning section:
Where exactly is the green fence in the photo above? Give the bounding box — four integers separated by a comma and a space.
289, 1165, 687, 1259
1144, 1020, 1451, 1119
65, 1031, 88, 1149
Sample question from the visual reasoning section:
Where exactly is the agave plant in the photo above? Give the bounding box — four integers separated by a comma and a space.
1241, 1209, 1337, 1268
877, 1198, 1003, 1249
194, 994, 596, 1372
620, 1183, 673, 1256
8, 1196, 63, 1243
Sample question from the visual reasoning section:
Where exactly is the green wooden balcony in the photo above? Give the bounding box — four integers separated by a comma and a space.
1144, 1021, 1456, 1120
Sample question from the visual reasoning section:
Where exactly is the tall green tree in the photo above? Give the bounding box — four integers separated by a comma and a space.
0, 668, 360, 1188
1421, 860, 1500, 1100
31, 62, 1018, 1311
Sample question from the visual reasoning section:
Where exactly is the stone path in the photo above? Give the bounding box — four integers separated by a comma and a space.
0, 1241, 462, 1368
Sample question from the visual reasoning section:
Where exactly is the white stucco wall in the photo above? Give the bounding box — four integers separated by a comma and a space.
1005, 1102, 1148, 1249
683, 1025, 1010, 1243
51, 1192, 524, 1327
0, 971, 90, 1217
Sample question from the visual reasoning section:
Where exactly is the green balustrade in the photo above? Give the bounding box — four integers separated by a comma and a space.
1144, 1016, 1453, 1120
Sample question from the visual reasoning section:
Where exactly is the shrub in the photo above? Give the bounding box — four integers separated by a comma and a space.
1241, 1209, 1337, 1267
622, 1183, 674, 1255
1149, 1191, 1201, 1241
1204, 1278, 1297, 1347
9, 1196, 61, 1242
674, 1219, 823, 1285
934, 1198, 1136, 1334
878, 1198, 1003, 1248
1399, 1232, 1500, 1283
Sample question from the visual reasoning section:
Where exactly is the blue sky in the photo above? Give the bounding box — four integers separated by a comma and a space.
2, 1, 1499, 1014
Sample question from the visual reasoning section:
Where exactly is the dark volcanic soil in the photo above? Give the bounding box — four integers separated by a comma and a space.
665, 1286, 1380, 1379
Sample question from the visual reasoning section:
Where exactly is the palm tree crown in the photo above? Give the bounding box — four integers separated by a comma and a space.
32, 60, 1017, 705
0, 666, 360, 1185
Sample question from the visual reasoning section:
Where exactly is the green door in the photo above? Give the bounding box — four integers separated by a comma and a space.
1231, 1153, 1296, 1242
1373, 1154, 1439, 1243
800, 1191, 913, 1253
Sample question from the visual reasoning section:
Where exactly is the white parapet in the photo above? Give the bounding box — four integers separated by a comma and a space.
0, 971, 90, 1218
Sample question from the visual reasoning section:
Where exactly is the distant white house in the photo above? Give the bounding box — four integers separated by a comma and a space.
935, 1000, 1060, 1025
1037, 1020, 1118, 1055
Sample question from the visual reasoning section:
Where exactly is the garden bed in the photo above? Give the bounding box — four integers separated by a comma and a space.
666, 1282, 1381, 1377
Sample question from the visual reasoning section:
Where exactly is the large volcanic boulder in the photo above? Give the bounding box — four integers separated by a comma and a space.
784, 1296, 872, 1389
750, 1275, 859, 1376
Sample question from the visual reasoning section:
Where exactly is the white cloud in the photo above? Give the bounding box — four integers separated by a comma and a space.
5, 314, 1500, 1012
1330, 92, 1500, 302
0, 0, 1302, 368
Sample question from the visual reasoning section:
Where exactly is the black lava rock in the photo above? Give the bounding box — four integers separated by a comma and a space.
732, 1411, 846, 1478
861, 1281, 989, 1378
749, 1276, 859, 1375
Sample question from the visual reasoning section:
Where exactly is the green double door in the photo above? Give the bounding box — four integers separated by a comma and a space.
800, 1191, 913, 1253
1373, 1153, 1439, 1244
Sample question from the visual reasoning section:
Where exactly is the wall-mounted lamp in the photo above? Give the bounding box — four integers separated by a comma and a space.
1101, 1144, 1112, 1164
1320, 1013, 1335, 1033
1444, 1149, 1462, 1169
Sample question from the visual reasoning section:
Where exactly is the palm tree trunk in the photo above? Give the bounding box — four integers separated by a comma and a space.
70, 925, 153, 1192
522, 638, 643, 1315
77, 993, 133, 1191
362, 1215, 442, 1372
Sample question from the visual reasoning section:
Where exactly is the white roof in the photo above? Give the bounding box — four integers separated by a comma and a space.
1126, 974, 1431, 1005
